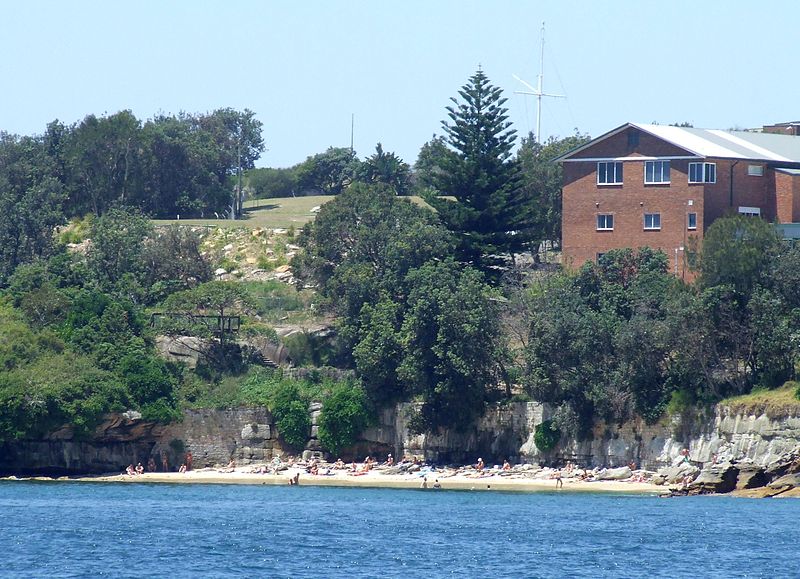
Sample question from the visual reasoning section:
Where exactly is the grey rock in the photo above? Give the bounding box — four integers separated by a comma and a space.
653, 462, 700, 485
735, 464, 767, 490
691, 462, 738, 494
597, 466, 631, 480
768, 473, 800, 489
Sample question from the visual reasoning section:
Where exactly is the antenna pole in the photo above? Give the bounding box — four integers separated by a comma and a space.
536, 22, 545, 143
513, 21, 565, 143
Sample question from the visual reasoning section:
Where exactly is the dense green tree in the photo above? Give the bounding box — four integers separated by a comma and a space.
86, 206, 152, 298
0, 133, 65, 285
295, 182, 453, 324
0, 351, 128, 440
246, 167, 299, 199
412, 135, 449, 194
62, 111, 141, 216
141, 225, 212, 302
193, 108, 265, 219
426, 68, 534, 275
516, 131, 591, 250
398, 259, 504, 432
698, 214, 781, 299
318, 382, 372, 455
296, 147, 358, 195
523, 248, 686, 435
354, 143, 412, 195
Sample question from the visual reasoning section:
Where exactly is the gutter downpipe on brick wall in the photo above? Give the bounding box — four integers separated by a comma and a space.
730, 160, 739, 208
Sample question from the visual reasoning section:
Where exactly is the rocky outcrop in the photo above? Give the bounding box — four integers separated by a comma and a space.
689, 462, 739, 494
358, 402, 542, 464
0, 408, 286, 476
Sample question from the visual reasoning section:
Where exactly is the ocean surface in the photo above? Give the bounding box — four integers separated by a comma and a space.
0, 481, 796, 578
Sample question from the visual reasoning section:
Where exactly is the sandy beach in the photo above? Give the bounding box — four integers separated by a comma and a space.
7, 465, 667, 494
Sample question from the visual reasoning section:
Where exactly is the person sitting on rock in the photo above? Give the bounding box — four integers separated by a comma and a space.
476, 458, 485, 472
135, 463, 144, 475
502, 460, 511, 471
126, 464, 135, 476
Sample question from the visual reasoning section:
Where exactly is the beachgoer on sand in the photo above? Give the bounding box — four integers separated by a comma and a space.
179, 464, 187, 473
421, 476, 428, 489
186, 451, 193, 471
476, 458, 485, 472
135, 463, 144, 475
555, 469, 563, 489
502, 460, 511, 471
433, 479, 441, 489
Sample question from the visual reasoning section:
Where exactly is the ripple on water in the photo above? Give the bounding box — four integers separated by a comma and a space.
0, 482, 797, 578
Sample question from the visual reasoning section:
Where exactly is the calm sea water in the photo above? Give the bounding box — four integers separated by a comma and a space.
0, 481, 796, 578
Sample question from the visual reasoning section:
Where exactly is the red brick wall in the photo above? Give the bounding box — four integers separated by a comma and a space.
562, 158, 702, 279
570, 126, 689, 159
775, 171, 800, 223
702, 160, 774, 225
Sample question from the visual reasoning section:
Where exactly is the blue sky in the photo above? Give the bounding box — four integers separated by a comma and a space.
1, 1, 798, 168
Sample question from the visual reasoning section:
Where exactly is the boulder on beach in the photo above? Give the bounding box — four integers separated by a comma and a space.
597, 466, 631, 481
651, 462, 699, 486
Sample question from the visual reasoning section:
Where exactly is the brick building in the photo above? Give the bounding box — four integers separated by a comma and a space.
557, 123, 800, 278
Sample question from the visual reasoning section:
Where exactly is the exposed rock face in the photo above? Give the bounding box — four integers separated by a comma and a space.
359, 402, 541, 464
0, 408, 285, 476
690, 462, 739, 494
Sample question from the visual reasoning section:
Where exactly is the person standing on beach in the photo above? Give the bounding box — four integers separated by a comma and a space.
186, 451, 193, 471
421, 476, 428, 489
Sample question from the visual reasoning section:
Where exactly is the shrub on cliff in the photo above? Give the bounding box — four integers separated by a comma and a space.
533, 420, 560, 452
318, 383, 371, 456
267, 381, 311, 451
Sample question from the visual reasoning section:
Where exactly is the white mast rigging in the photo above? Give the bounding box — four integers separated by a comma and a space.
514, 22, 565, 143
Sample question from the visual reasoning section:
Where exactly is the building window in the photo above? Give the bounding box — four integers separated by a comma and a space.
748, 164, 764, 176
644, 160, 670, 184
688, 162, 716, 183
597, 162, 623, 185
738, 206, 761, 217
596, 214, 614, 230
687, 212, 697, 230
644, 213, 661, 230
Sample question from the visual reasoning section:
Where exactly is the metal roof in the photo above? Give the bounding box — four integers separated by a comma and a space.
557, 122, 800, 163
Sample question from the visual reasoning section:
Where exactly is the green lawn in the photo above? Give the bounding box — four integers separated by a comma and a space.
152, 196, 335, 229
152, 195, 432, 229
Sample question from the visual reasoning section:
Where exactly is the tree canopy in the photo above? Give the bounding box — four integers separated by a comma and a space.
425, 68, 535, 275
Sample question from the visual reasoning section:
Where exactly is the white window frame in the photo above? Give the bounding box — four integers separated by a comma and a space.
596, 214, 614, 231
748, 164, 764, 176
687, 212, 697, 230
688, 162, 716, 184
644, 160, 670, 184
644, 213, 661, 231
738, 206, 761, 217
597, 161, 623, 185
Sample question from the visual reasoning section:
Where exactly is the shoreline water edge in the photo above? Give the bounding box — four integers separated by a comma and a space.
0, 458, 674, 495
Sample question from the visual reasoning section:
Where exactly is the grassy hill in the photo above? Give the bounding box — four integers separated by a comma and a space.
152, 195, 434, 230
152, 195, 335, 230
